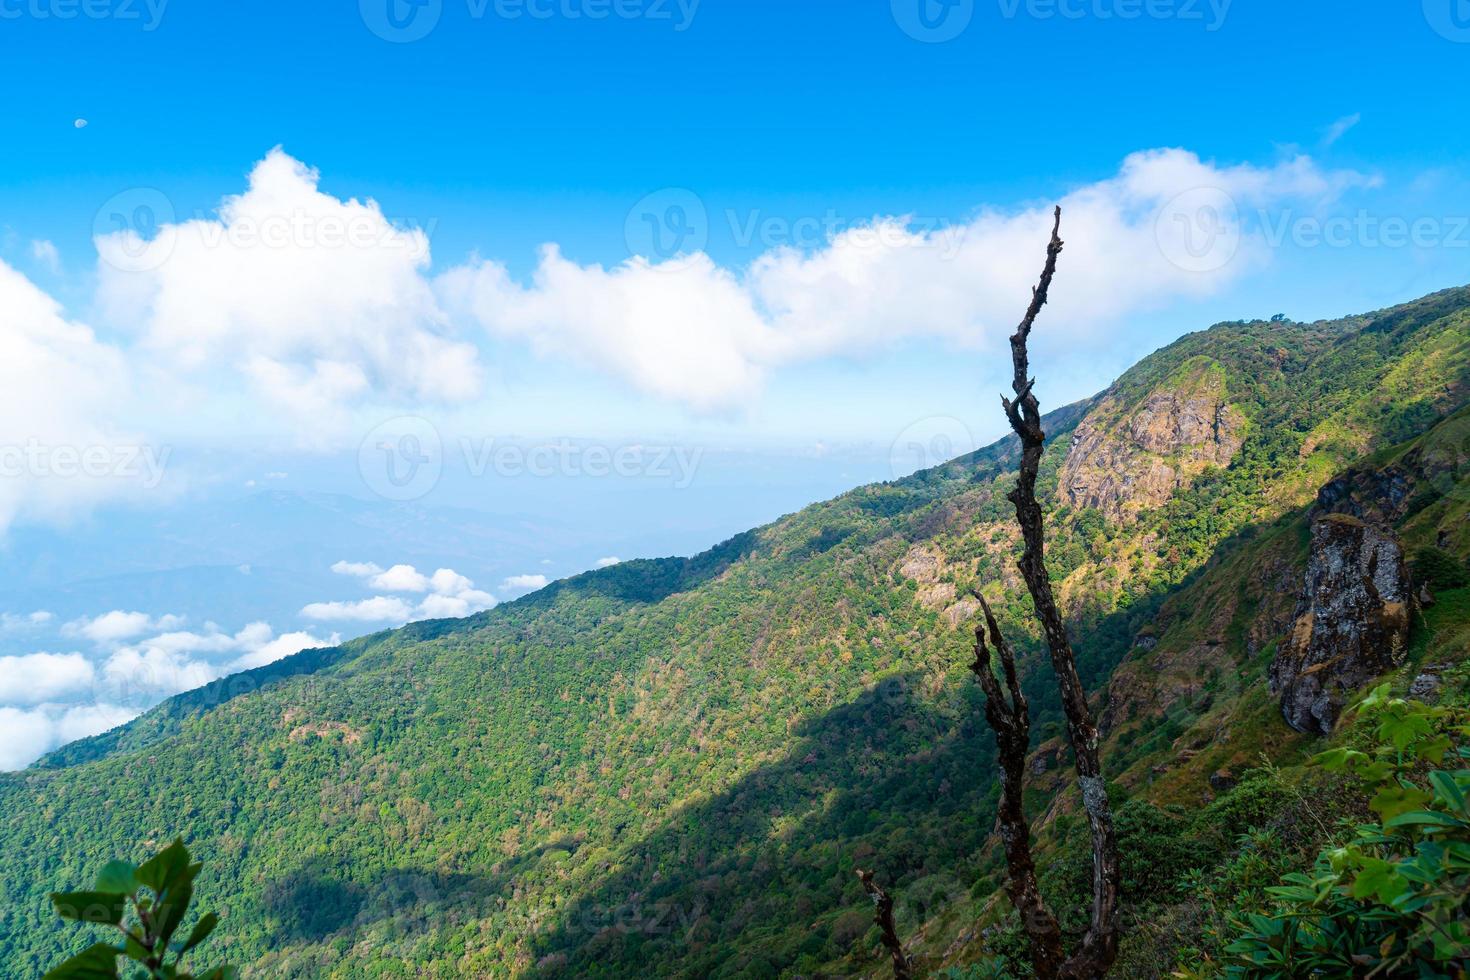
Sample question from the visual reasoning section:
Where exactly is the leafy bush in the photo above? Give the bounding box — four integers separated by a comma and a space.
45, 839, 234, 980
1222, 686, 1470, 977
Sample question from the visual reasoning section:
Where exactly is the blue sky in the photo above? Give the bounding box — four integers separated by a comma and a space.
4, 0, 1466, 273
0, 0, 1468, 766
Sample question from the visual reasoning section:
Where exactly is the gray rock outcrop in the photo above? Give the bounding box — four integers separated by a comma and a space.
1269, 514, 1413, 735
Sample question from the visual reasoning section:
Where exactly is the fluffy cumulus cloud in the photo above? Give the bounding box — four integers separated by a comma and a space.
95, 148, 482, 434
369, 563, 433, 593
300, 595, 416, 623
0, 703, 137, 772
440, 149, 1375, 411
500, 573, 549, 594
0, 614, 334, 771
66, 610, 186, 644
92, 620, 334, 706
305, 561, 497, 624
0, 260, 155, 531
0, 652, 96, 706
331, 560, 383, 577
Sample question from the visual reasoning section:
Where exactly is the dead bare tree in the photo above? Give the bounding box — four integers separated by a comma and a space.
970, 592, 1066, 977
973, 206, 1120, 979
855, 868, 912, 980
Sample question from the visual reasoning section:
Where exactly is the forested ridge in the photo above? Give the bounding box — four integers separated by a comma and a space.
4, 286, 1470, 978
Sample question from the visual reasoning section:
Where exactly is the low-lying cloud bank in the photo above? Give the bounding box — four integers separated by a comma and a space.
0, 558, 512, 770
0, 614, 336, 771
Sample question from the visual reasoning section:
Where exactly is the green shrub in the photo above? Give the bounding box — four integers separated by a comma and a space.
1221, 686, 1470, 977
44, 839, 234, 980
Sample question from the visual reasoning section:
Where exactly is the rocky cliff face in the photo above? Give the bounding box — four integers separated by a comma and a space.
1269, 514, 1413, 735
1059, 358, 1246, 521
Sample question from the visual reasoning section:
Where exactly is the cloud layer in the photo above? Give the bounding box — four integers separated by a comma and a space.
0, 611, 336, 771
440, 149, 1375, 410
0, 145, 1381, 533
96, 149, 481, 433
306, 560, 497, 623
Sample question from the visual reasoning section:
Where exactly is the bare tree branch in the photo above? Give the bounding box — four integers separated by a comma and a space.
976, 206, 1121, 979
970, 591, 1065, 978
855, 869, 912, 980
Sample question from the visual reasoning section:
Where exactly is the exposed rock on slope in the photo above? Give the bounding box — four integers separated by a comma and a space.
1269, 514, 1413, 735
1060, 357, 1246, 521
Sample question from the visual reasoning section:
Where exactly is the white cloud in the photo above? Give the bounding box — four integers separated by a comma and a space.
308, 561, 495, 623
301, 596, 416, 622
227, 629, 334, 672
440, 149, 1375, 411
500, 573, 549, 593
68, 610, 185, 645
1322, 112, 1361, 147
0, 260, 152, 531
30, 239, 60, 273
415, 590, 497, 620
95, 148, 483, 435
331, 560, 383, 577
0, 614, 332, 771
594, 556, 622, 568
1, 610, 54, 631
100, 644, 217, 703
96, 621, 335, 705
0, 707, 53, 770
429, 567, 473, 595
0, 702, 136, 771
370, 563, 432, 593
0, 653, 96, 706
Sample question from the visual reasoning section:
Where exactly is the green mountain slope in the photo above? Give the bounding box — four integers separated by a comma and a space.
4, 286, 1470, 979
